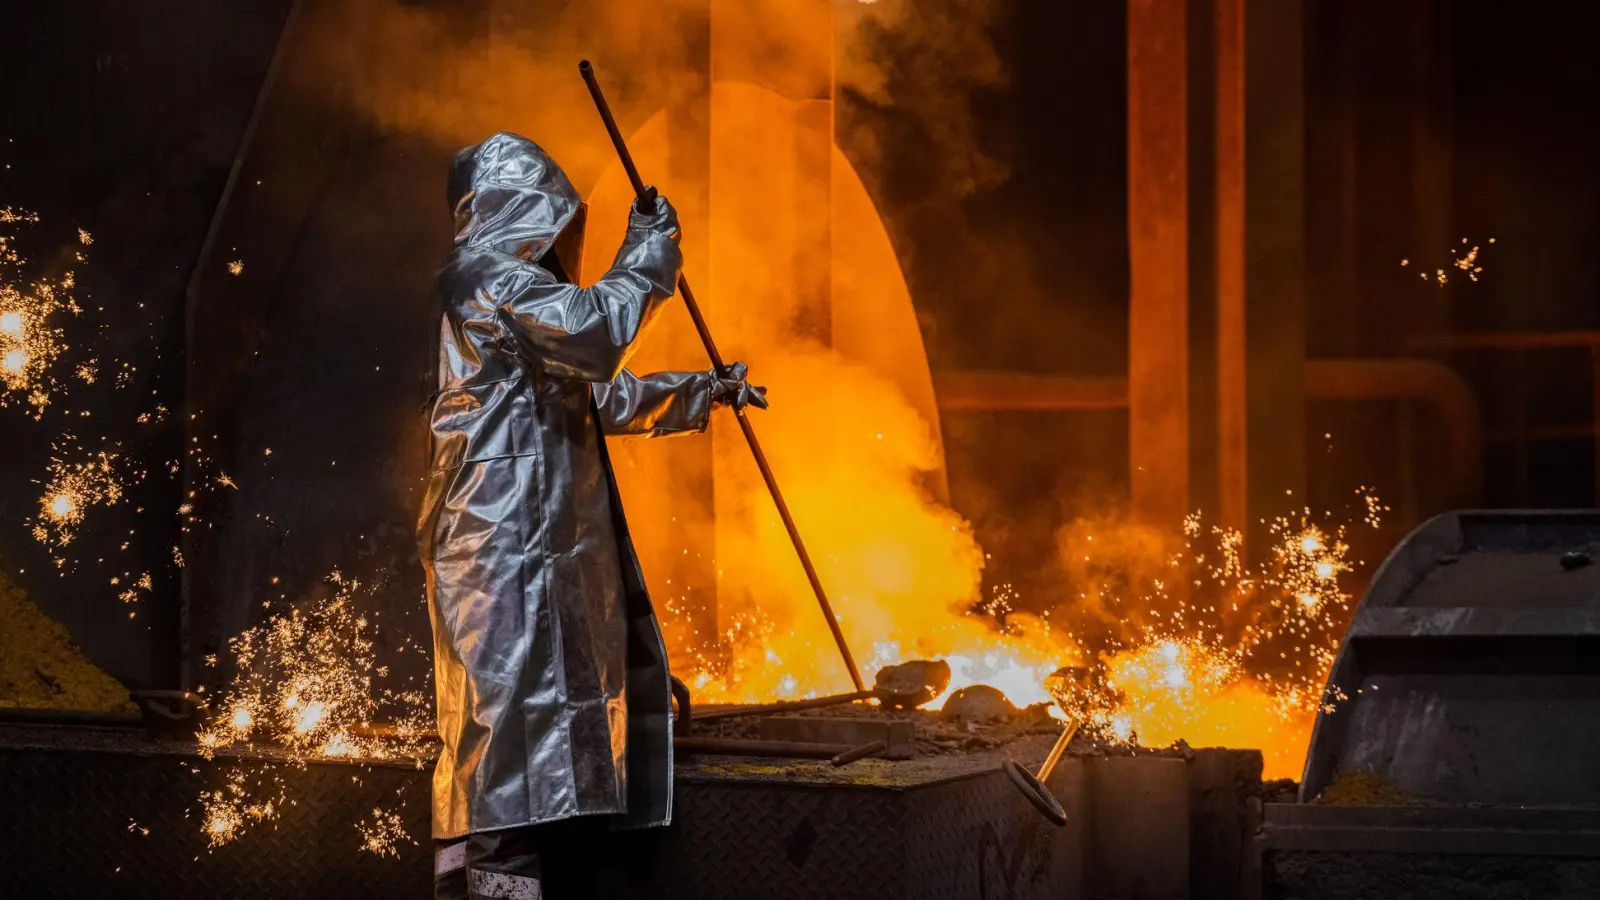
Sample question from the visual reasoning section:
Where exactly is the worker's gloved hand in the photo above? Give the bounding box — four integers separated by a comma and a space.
629, 187, 679, 241
710, 362, 767, 411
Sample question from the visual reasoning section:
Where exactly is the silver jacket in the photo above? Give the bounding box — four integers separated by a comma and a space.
418, 132, 711, 839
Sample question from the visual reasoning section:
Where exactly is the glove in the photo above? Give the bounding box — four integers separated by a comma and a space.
629, 186, 679, 239
710, 362, 767, 412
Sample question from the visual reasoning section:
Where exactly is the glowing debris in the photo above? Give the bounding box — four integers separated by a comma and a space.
356, 807, 413, 858
193, 573, 433, 847
1, 207, 85, 415
227, 260, 244, 276
29, 442, 126, 552
1408, 237, 1493, 286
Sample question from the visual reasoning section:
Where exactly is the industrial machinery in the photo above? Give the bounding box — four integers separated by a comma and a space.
1261, 510, 1600, 899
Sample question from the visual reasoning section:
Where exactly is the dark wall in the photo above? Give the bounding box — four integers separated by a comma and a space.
179, 0, 486, 686
1302, 0, 1600, 513
0, 0, 291, 688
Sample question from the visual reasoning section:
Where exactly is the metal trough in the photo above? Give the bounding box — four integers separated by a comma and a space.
1260, 510, 1600, 900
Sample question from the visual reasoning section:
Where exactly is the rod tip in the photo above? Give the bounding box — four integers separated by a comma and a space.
578, 59, 592, 73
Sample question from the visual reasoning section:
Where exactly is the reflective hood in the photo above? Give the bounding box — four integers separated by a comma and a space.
448, 132, 587, 280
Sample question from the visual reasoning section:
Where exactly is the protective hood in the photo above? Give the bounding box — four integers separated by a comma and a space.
448, 132, 587, 281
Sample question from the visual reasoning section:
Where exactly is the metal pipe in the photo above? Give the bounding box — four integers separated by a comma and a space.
934, 371, 1128, 412
830, 739, 888, 767
1304, 358, 1482, 507
579, 60, 864, 693
933, 358, 1483, 506
695, 691, 874, 722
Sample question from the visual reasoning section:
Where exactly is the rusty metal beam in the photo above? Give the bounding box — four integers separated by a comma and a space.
932, 358, 1483, 507
1215, 0, 1248, 537
933, 371, 1128, 412
1127, 0, 1190, 527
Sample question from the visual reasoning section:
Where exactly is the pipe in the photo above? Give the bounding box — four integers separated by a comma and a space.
933, 371, 1129, 412
1304, 359, 1481, 507
933, 358, 1482, 506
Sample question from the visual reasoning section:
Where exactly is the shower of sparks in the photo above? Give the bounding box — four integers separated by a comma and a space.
1405, 236, 1494, 287
1, 207, 89, 416
29, 441, 126, 553
195, 572, 432, 850
227, 260, 244, 276
356, 807, 415, 859
681, 488, 1385, 778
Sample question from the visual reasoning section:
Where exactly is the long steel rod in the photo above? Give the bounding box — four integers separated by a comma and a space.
1035, 720, 1080, 783
579, 59, 864, 692
694, 690, 875, 723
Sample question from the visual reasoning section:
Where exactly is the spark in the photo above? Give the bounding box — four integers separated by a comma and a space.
30, 442, 126, 552
1, 206, 84, 414
227, 260, 244, 276
194, 573, 433, 847
356, 808, 413, 858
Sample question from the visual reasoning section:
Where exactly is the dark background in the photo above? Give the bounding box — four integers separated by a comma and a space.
0, 0, 1595, 691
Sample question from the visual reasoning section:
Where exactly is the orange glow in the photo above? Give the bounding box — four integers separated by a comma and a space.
574, 82, 1373, 780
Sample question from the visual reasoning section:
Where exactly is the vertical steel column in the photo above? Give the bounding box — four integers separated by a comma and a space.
1128, 0, 1192, 528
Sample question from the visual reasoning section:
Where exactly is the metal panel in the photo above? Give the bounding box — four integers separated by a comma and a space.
1301, 510, 1600, 804
1085, 756, 1190, 900
0, 724, 1084, 900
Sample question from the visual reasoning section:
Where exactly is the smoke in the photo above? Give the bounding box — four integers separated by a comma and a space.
277, 0, 1053, 697
288, 0, 1010, 195
838, 0, 1010, 205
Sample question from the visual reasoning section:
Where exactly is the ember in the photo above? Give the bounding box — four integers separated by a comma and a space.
194, 572, 431, 851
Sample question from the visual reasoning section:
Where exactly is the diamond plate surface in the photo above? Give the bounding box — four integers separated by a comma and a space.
1, 727, 1082, 900
0, 745, 430, 899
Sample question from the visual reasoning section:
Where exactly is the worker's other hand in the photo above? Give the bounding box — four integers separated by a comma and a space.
629, 187, 679, 239
710, 362, 767, 412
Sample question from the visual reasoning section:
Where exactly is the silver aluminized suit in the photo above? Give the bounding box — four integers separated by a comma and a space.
419, 132, 710, 840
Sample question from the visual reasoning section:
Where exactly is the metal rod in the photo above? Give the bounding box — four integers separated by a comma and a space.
578, 59, 864, 693
830, 739, 888, 767
1035, 720, 1080, 783
694, 691, 875, 723
674, 737, 857, 760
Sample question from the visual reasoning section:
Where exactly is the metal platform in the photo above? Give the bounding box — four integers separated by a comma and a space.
0, 722, 1087, 900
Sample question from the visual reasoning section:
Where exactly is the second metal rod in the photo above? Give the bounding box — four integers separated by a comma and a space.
578, 59, 864, 692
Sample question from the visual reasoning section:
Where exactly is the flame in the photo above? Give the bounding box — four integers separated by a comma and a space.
569, 85, 1381, 781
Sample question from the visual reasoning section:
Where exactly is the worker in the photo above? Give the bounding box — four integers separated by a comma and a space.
419, 132, 765, 899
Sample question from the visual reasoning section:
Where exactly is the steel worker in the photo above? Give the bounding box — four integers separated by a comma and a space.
418, 132, 765, 900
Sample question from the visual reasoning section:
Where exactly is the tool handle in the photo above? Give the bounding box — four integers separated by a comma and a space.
1036, 720, 1080, 783
578, 60, 865, 693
